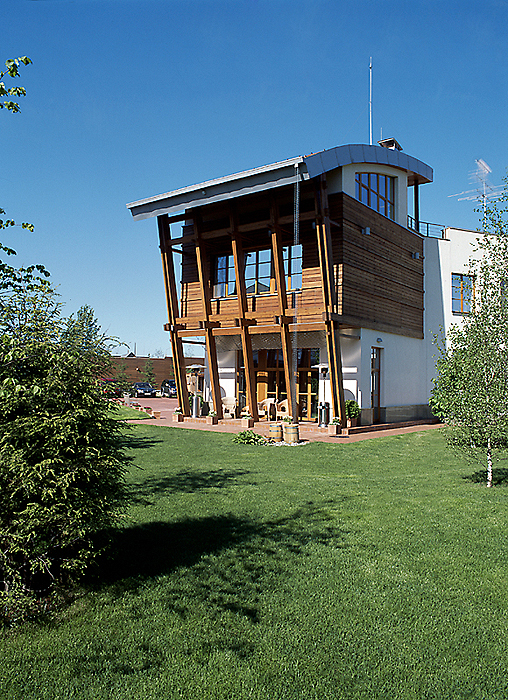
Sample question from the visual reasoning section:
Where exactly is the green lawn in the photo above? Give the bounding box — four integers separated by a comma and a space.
2, 426, 508, 700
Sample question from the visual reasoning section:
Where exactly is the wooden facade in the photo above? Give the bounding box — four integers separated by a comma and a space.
157, 174, 425, 424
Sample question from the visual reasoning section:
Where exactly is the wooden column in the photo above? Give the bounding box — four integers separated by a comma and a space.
315, 176, 346, 425
158, 214, 190, 416
193, 212, 223, 419
230, 222, 259, 421
270, 200, 296, 422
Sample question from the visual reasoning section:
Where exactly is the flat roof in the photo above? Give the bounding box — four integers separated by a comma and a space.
127, 143, 433, 221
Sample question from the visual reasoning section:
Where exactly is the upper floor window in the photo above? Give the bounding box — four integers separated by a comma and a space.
355, 172, 395, 220
212, 244, 302, 298
452, 273, 473, 314
213, 254, 236, 297
284, 244, 302, 291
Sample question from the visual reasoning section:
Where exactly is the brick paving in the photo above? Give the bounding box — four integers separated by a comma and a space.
124, 396, 441, 444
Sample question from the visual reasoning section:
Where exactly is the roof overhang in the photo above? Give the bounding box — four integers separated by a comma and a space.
127, 144, 433, 221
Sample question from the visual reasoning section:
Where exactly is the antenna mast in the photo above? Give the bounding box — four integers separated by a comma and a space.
369, 58, 373, 145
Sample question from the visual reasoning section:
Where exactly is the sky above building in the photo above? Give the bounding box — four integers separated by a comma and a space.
3, 0, 508, 357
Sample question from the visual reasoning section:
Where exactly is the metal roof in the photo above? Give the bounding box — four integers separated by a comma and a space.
126, 144, 433, 221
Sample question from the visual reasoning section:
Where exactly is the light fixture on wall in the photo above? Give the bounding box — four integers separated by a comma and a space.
376, 338, 383, 344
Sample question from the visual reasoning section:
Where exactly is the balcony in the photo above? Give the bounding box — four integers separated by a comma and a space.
407, 216, 444, 238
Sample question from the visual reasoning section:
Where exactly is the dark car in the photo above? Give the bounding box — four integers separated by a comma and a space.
132, 382, 156, 398
161, 379, 177, 398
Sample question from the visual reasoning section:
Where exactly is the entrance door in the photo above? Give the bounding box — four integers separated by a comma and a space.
297, 349, 319, 421
371, 347, 381, 423
237, 348, 320, 421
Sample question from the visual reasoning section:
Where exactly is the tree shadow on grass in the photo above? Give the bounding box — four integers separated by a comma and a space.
463, 467, 508, 486
119, 433, 163, 451
94, 499, 352, 607
129, 468, 254, 504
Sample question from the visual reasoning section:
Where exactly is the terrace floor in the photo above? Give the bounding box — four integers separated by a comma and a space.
126, 397, 441, 444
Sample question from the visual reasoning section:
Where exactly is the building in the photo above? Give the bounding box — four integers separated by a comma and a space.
109, 355, 204, 392
126, 140, 479, 424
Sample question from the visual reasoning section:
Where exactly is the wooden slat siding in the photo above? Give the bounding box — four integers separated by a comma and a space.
193, 211, 223, 419
231, 208, 258, 421
327, 191, 424, 338
157, 215, 191, 416
342, 265, 424, 308
315, 176, 346, 425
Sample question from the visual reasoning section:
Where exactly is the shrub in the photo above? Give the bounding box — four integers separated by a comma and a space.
0, 300, 128, 621
232, 430, 267, 445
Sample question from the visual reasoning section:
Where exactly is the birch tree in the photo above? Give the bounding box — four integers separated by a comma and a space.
430, 189, 508, 487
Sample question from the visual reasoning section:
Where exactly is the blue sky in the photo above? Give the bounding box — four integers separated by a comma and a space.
3, 0, 508, 357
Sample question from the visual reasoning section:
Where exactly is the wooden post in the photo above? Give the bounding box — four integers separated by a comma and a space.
231, 224, 259, 421
270, 207, 296, 422
193, 212, 223, 419
158, 215, 190, 416
315, 176, 346, 425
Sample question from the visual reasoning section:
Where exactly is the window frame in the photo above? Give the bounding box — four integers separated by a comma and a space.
212, 244, 303, 299
451, 273, 474, 314
355, 172, 396, 220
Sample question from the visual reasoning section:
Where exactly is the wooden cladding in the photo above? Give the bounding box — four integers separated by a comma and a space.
176, 186, 424, 339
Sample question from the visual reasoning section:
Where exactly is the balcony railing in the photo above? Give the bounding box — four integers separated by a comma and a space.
407, 216, 445, 238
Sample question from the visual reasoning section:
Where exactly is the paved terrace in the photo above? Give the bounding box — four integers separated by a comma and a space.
125, 397, 441, 444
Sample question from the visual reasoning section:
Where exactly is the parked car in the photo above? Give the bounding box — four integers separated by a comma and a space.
132, 382, 156, 398
161, 379, 177, 398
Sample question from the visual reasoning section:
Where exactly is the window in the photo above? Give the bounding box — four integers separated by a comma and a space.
213, 254, 236, 297
452, 274, 473, 314
355, 173, 395, 220
245, 248, 273, 294
283, 244, 302, 291
212, 244, 303, 298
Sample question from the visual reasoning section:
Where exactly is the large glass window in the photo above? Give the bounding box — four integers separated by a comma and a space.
212, 254, 236, 297
245, 249, 273, 294
355, 172, 395, 220
283, 244, 302, 291
452, 274, 473, 314
213, 244, 302, 298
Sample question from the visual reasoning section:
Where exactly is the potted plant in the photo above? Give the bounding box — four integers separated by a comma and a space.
241, 412, 254, 428
206, 410, 218, 425
172, 407, 184, 422
328, 416, 342, 436
282, 418, 299, 443
345, 399, 361, 427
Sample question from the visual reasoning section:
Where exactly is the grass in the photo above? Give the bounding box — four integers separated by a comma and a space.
2, 426, 508, 699
109, 404, 153, 420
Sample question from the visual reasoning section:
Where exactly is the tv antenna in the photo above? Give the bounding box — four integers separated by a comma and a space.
448, 159, 503, 225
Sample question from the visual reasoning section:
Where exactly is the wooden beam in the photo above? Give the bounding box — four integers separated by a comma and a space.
158, 214, 191, 416
193, 212, 223, 419
315, 176, 346, 425
270, 203, 296, 421
231, 211, 259, 420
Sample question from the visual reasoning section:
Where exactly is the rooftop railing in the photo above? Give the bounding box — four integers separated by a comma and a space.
407, 216, 445, 238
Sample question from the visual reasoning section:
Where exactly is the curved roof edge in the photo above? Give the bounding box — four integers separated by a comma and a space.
127, 144, 432, 221
303, 144, 433, 185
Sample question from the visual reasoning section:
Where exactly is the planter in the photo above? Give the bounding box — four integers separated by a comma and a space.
241, 418, 254, 428
269, 423, 283, 441
206, 415, 218, 425
172, 413, 184, 422
152, 410, 161, 419
328, 424, 341, 436
346, 417, 358, 428
283, 423, 299, 444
